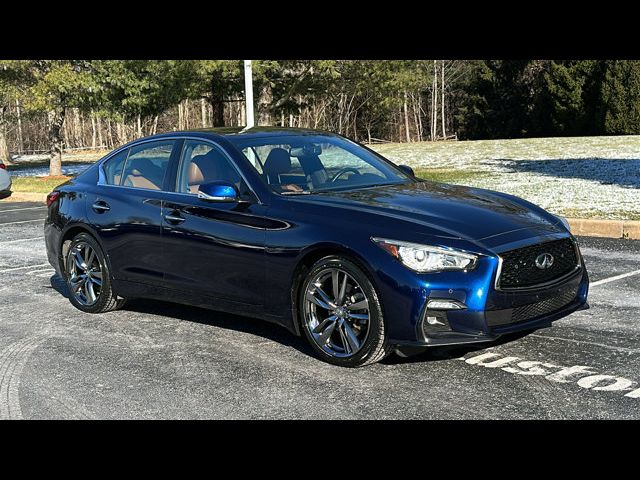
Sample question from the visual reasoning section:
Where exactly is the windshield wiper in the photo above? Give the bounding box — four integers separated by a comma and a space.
280, 190, 313, 195
314, 182, 400, 193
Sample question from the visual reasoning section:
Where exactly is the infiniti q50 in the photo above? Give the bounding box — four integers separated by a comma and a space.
44, 127, 589, 367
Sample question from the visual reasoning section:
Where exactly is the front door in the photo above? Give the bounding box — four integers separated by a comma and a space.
161, 139, 266, 308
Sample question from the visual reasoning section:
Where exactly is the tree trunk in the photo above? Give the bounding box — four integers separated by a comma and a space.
152, 115, 159, 135
106, 119, 113, 148
211, 98, 224, 127
137, 115, 142, 138
431, 60, 438, 141
16, 99, 24, 154
79, 110, 86, 147
47, 108, 65, 177
97, 116, 103, 148
441, 60, 447, 139
201, 98, 207, 128
91, 111, 97, 148
116, 122, 124, 145
0, 130, 9, 165
417, 93, 424, 141
403, 92, 411, 142
0, 105, 12, 165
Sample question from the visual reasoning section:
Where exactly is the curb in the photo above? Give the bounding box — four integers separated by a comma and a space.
567, 218, 640, 240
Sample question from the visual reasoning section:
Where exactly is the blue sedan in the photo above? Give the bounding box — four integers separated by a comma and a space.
44, 127, 589, 367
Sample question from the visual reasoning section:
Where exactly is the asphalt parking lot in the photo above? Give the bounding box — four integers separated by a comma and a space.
1, 201, 640, 419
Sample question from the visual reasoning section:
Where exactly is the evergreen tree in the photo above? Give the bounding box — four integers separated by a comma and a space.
601, 60, 640, 134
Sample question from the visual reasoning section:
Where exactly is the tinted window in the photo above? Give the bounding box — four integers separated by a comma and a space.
121, 140, 175, 191
102, 149, 129, 185
230, 135, 410, 194
240, 146, 264, 174
177, 141, 243, 194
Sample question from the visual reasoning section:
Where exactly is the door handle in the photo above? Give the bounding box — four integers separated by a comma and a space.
164, 213, 185, 224
92, 201, 110, 213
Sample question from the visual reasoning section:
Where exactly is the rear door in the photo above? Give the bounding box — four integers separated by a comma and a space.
160, 139, 267, 308
86, 139, 181, 286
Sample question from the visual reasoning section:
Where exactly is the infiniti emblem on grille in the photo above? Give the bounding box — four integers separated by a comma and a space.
535, 253, 554, 270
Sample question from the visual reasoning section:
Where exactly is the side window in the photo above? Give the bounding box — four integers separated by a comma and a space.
102, 149, 129, 185
241, 146, 264, 174
177, 141, 242, 194
121, 140, 175, 191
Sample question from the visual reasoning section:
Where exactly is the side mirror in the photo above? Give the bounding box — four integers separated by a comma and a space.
397, 165, 415, 177
198, 181, 239, 203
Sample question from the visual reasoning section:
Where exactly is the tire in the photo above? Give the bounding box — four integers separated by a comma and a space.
65, 233, 126, 313
299, 255, 391, 367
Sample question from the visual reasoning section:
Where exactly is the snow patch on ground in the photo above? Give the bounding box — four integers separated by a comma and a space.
13, 164, 93, 178
372, 136, 640, 220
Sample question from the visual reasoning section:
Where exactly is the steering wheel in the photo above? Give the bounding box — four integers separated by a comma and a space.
330, 167, 361, 183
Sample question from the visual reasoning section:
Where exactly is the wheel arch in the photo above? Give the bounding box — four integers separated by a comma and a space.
58, 223, 109, 275
289, 242, 379, 336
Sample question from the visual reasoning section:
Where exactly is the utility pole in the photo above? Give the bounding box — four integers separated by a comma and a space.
244, 60, 255, 128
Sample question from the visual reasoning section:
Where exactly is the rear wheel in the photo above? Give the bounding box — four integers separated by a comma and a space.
65, 233, 126, 313
299, 256, 391, 367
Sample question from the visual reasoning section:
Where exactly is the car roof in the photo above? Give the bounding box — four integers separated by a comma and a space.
139, 126, 341, 142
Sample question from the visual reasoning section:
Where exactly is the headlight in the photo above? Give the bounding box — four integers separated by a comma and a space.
372, 238, 478, 273
556, 215, 571, 232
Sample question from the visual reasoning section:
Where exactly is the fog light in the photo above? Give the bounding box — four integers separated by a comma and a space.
427, 299, 466, 310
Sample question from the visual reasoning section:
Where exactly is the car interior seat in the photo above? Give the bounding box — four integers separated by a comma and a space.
187, 149, 241, 193
123, 158, 164, 190
263, 148, 292, 186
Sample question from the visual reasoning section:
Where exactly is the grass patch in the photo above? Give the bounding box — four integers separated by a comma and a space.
11, 176, 71, 193
414, 167, 487, 184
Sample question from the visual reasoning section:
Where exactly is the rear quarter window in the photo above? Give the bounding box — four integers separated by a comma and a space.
102, 149, 130, 185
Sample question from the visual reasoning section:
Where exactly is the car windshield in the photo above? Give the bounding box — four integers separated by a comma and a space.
229, 134, 412, 194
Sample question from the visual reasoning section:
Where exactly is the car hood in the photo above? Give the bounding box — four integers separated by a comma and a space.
299, 181, 564, 243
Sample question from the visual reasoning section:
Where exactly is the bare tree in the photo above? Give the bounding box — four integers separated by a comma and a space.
403, 91, 411, 142
441, 60, 446, 139
16, 99, 23, 153
431, 60, 438, 141
200, 98, 207, 128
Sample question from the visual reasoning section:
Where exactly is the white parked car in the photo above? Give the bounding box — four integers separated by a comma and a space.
0, 160, 11, 198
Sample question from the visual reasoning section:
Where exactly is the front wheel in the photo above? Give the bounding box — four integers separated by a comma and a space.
299, 256, 391, 367
65, 233, 126, 313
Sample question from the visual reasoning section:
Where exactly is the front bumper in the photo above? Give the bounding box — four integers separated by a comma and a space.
386, 255, 589, 349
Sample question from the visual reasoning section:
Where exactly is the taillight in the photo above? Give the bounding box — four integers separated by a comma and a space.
0, 163, 6, 170
46, 191, 60, 207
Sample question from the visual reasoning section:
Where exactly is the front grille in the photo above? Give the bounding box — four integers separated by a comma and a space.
511, 288, 578, 323
498, 238, 578, 289
485, 287, 579, 327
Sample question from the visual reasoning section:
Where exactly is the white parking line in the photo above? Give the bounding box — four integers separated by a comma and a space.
0, 263, 50, 274
590, 269, 640, 287
0, 237, 43, 245
0, 206, 46, 213
0, 219, 45, 226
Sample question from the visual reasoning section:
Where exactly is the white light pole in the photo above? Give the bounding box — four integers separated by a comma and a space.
243, 60, 255, 128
